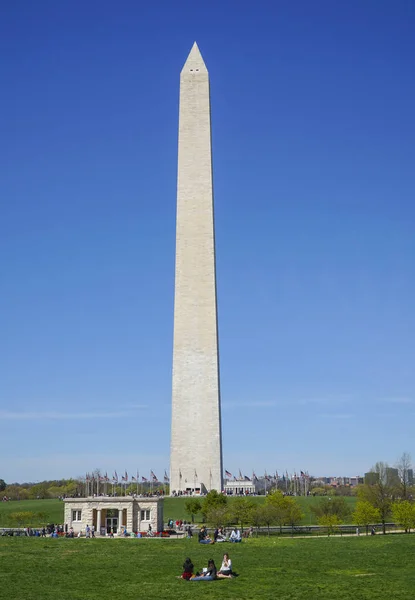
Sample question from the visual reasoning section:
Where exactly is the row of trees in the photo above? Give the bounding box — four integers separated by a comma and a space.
1, 479, 166, 501
184, 490, 304, 534
182, 453, 415, 536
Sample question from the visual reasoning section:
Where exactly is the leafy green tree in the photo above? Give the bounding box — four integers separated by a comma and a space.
229, 497, 255, 531
29, 483, 49, 500
8, 511, 37, 527
36, 512, 50, 526
201, 490, 227, 519
284, 498, 304, 534
392, 501, 415, 533
0, 479, 6, 492
358, 479, 392, 535
266, 490, 291, 533
257, 504, 279, 536
318, 514, 342, 536
184, 498, 202, 523
352, 501, 381, 535
250, 506, 264, 536
4, 485, 28, 500
205, 506, 230, 529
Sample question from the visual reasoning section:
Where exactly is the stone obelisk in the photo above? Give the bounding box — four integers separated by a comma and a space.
170, 43, 223, 494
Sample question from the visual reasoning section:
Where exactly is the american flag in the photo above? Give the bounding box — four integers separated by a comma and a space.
164, 471, 169, 483
142, 476, 148, 482
131, 476, 136, 482
150, 470, 158, 482
114, 471, 118, 482
225, 470, 232, 479
252, 472, 258, 482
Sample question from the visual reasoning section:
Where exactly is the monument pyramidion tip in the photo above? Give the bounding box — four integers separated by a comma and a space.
181, 41, 208, 74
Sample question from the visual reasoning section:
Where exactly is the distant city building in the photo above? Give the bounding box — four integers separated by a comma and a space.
385, 467, 400, 487
364, 472, 380, 485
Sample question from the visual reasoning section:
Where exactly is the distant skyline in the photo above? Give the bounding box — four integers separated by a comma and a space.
1, 1, 414, 483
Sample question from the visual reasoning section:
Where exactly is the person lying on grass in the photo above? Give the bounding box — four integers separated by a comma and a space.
217, 553, 233, 578
190, 559, 217, 581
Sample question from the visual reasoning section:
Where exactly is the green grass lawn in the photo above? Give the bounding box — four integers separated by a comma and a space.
0, 499, 64, 527
1, 533, 414, 599
0, 496, 358, 528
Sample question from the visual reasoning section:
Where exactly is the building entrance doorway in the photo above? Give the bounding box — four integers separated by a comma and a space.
106, 509, 118, 534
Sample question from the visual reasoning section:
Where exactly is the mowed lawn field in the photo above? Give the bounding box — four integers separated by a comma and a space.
0, 496, 358, 527
1, 534, 414, 599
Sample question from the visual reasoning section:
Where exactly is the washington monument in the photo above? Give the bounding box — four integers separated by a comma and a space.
170, 43, 223, 494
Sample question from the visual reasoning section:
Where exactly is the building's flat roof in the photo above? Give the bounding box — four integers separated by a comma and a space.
63, 496, 163, 504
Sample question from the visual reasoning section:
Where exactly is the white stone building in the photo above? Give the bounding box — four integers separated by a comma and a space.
63, 496, 163, 535
224, 480, 256, 495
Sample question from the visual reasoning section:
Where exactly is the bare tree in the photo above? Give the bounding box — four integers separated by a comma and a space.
396, 452, 412, 500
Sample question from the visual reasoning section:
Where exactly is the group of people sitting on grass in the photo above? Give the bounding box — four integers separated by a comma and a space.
178, 553, 234, 581
198, 526, 242, 544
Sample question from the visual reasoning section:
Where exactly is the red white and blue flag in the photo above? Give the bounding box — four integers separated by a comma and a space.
225, 470, 232, 479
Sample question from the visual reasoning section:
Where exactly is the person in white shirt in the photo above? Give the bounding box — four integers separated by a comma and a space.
230, 528, 241, 543
217, 553, 233, 578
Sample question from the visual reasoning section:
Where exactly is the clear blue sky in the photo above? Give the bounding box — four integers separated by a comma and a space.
1, 1, 414, 483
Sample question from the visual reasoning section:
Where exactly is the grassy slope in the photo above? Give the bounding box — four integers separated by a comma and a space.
0, 496, 358, 527
0, 499, 64, 526
1, 534, 414, 599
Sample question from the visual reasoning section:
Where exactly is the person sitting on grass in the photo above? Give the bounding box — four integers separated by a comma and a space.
177, 557, 194, 580
229, 527, 241, 543
217, 553, 233, 578
190, 559, 217, 581
198, 526, 214, 544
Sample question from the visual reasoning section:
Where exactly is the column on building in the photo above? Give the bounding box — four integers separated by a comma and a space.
126, 504, 133, 533
97, 509, 102, 535
118, 508, 123, 533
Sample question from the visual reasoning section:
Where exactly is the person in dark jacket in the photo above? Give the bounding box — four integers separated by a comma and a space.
190, 559, 217, 581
